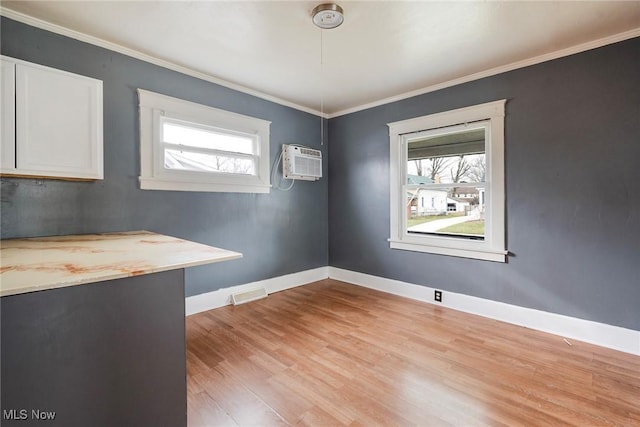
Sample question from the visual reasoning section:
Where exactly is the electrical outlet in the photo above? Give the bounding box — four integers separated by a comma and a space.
434, 290, 442, 303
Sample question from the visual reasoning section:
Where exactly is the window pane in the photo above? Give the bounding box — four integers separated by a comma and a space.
406, 186, 485, 240
163, 121, 254, 155
407, 153, 486, 184
164, 149, 255, 175
407, 127, 485, 184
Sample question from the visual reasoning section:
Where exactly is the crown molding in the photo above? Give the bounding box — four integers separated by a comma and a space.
329, 27, 640, 118
2, 7, 636, 121
0, 7, 327, 118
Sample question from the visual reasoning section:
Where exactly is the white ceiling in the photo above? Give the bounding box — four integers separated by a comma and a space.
2, 1, 639, 116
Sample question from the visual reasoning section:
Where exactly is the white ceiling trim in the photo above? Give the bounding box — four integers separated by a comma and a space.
329, 27, 640, 118
0, 7, 327, 118
2, 7, 638, 120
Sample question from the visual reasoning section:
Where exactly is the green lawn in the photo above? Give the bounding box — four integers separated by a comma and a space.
438, 220, 485, 236
407, 212, 464, 227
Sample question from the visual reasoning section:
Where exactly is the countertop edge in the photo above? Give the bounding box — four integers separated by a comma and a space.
0, 252, 243, 298
0, 232, 243, 297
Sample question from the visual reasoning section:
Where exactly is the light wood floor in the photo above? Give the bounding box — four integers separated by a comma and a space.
186, 279, 640, 426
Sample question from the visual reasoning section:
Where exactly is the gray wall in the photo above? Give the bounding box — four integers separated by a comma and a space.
2, 17, 638, 331
328, 37, 640, 331
0, 18, 328, 297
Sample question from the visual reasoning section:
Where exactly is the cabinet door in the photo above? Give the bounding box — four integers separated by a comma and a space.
15, 63, 103, 179
0, 59, 16, 171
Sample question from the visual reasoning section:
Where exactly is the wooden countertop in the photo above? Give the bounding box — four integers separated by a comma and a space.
0, 231, 242, 297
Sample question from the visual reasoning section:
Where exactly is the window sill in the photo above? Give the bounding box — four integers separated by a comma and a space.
388, 239, 507, 262
139, 177, 271, 194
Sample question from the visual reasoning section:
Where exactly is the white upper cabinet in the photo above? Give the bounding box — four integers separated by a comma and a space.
1, 56, 103, 180
1, 59, 16, 170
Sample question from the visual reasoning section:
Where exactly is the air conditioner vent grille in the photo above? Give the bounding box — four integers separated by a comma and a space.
300, 148, 321, 157
282, 144, 322, 181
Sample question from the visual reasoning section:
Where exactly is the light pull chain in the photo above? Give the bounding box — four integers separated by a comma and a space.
320, 29, 324, 146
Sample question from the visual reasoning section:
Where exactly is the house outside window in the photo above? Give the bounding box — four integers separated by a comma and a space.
388, 100, 506, 262
138, 89, 271, 193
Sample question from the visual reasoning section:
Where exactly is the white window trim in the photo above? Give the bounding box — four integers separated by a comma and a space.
138, 89, 271, 193
388, 100, 507, 262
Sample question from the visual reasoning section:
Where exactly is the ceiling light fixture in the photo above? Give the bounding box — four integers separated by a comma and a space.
312, 3, 344, 29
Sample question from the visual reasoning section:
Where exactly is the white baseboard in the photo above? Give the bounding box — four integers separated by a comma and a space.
184, 265, 639, 356
185, 266, 329, 316
328, 267, 640, 356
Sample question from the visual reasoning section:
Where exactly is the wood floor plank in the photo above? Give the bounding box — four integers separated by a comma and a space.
197, 366, 290, 426
187, 390, 239, 427
187, 279, 640, 426
295, 406, 347, 427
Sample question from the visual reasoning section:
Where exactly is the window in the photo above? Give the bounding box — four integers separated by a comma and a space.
388, 100, 506, 262
138, 89, 271, 193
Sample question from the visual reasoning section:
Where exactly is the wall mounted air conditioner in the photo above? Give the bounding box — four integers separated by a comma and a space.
282, 144, 322, 181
